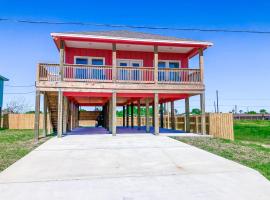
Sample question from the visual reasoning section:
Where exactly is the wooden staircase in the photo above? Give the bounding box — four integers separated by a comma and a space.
46, 92, 58, 133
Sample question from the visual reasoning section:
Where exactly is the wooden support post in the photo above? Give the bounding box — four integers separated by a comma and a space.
63, 96, 68, 134
112, 43, 117, 82
152, 104, 155, 127
160, 103, 164, 128
111, 92, 116, 136
137, 99, 141, 130
154, 46, 159, 84
145, 98, 150, 133
154, 93, 159, 135
131, 103, 134, 128
59, 40, 65, 81
185, 97, 190, 133
70, 102, 73, 130
0, 106, 2, 129
108, 99, 112, 132
34, 90, 40, 141
171, 101, 175, 130
57, 90, 63, 137
123, 106, 126, 127
43, 93, 48, 137
200, 92, 206, 135
199, 48, 204, 83
126, 105, 129, 127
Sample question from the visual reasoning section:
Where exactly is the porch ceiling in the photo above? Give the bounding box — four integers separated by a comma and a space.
65, 40, 194, 53
64, 92, 190, 106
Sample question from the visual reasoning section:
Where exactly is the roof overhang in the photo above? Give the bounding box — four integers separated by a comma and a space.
0, 75, 9, 81
51, 32, 213, 58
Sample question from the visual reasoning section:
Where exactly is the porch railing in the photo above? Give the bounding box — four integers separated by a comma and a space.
116, 66, 154, 83
38, 63, 201, 84
158, 68, 201, 84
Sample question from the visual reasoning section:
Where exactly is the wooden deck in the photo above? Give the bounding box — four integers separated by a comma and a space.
36, 63, 204, 94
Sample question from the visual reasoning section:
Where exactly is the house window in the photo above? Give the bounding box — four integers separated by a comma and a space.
158, 60, 181, 68
117, 59, 143, 67
75, 58, 88, 65
74, 57, 105, 66
91, 58, 104, 66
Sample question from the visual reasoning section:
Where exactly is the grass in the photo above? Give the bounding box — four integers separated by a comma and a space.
234, 120, 270, 144
0, 129, 51, 172
171, 120, 270, 180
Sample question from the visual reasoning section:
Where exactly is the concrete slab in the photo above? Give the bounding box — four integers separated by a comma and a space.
0, 129, 269, 200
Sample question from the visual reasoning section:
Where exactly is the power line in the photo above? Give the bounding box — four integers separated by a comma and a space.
5, 84, 35, 88
4, 91, 35, 95
1, 18, 270, 34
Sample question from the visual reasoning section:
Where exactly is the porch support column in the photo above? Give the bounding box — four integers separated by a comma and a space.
154, 46, 158, 84
63, 96, 68, 134
152, 104, 155, 127
137, 99, 141, 130
70, 102, 73, 130
122, 106, 126, 127
112, 43, 117, 82
199, 48, 204, 83
108, 99, 112, 132
171, 101, 175, 130
154, 93, 159, 135
42, 92, 48, 137
185, 97, 190, 133
111, 91, 117, 136
200, 92, 206, 135
57, 89, 63, 137
126, 105, 129, 127
131, 103, 134, 128
160, 103, 164, 128
34, 90, 40, 142
145, 98, 150, 133
59, 40, 65, 81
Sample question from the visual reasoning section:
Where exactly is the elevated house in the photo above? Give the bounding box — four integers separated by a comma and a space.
35, 30, 212, 139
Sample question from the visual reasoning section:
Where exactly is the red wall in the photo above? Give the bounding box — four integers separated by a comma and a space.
65, 47, 189, 68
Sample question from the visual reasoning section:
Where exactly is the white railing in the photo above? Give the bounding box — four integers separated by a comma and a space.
116, 66, 154, 83
38, 63, 201, 84
158, 68, 201, 84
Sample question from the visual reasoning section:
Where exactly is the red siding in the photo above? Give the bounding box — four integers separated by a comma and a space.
65, 47, 189, 68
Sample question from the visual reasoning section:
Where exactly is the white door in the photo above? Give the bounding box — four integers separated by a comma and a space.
117, 59, 143, 81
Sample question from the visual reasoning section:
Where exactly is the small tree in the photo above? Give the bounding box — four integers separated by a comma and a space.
191, 108, 201, 115
246, 111, 257, 114
259, 109, 268, 114
6, 99, 29, 114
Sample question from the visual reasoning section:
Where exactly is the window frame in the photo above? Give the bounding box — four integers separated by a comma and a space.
117, 59, 143, 67
74, 56, 105, 66
158, 60, 181, 68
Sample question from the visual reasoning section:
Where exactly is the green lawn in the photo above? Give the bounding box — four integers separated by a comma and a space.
172, 120, 270, 180
0, 129, 51, 172
234, 120, 270, 144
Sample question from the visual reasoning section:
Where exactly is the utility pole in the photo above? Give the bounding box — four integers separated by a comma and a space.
235, 105, 237, 114
214, 101, 217, 113
216, 90, 219, 113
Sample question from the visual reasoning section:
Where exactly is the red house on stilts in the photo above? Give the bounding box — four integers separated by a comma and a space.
35, 30, 212, 139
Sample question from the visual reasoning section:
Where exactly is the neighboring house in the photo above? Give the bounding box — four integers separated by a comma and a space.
0, 75, 9, 127
35, 30, 212, 139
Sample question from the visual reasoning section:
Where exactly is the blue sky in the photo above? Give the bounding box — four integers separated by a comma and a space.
1, 0, 270, 113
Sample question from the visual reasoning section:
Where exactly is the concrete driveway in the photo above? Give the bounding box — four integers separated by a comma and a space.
0, 131, 269, 200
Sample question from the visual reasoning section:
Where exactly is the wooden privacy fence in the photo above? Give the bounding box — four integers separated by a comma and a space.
3, 114, 52, 130
2, 113, 234, 140
116, 113, 234, 140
